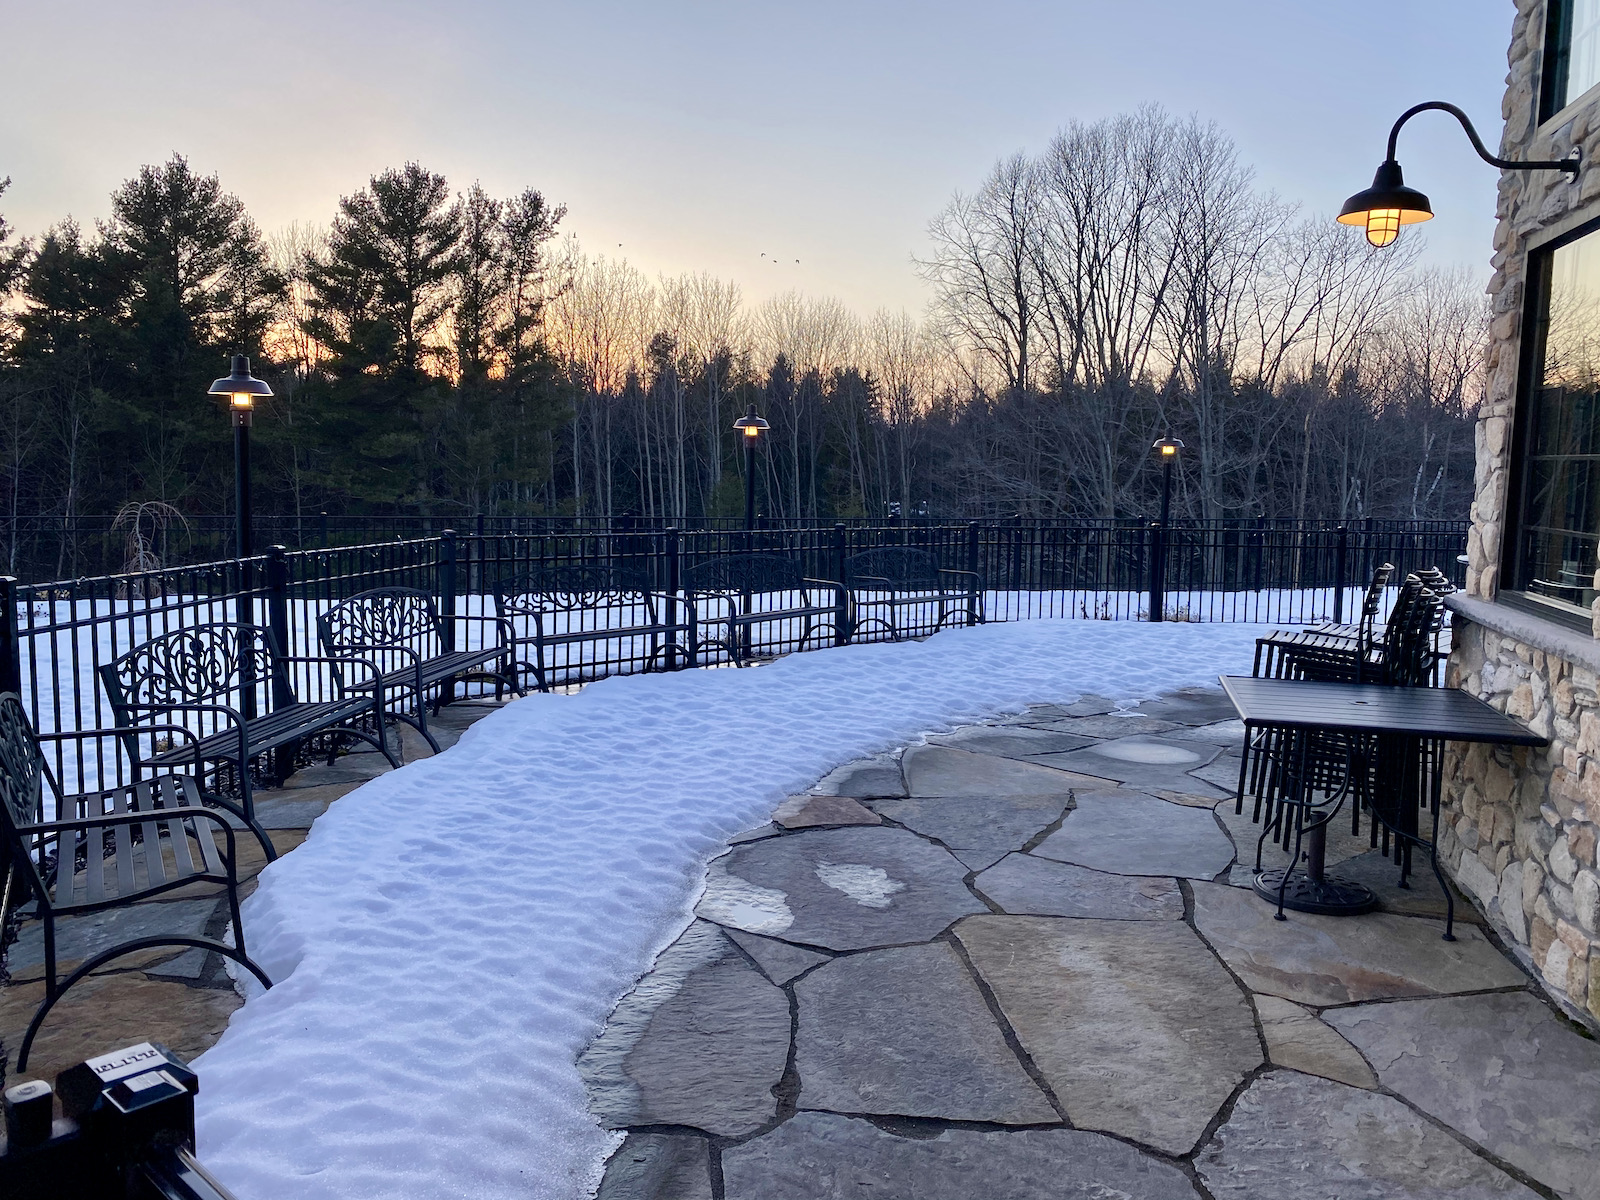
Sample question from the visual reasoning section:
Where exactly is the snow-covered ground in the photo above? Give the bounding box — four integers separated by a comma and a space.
190, 618, 1266, 1200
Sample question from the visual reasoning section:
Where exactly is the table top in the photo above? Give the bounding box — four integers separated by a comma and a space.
1218, 676, 1548, 746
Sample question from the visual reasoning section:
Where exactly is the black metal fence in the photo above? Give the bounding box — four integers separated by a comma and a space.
0, 518, 1468, 796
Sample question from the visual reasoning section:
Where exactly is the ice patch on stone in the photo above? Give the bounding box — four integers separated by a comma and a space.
1094, 740, 1200, 765
697, 865, 795, 934
815, 862, 905, 908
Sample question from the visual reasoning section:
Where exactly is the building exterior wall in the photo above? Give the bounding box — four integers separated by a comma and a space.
1445, 0, 1600, 1028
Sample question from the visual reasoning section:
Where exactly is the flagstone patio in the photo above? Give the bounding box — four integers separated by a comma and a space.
586, 688, 1600, 1200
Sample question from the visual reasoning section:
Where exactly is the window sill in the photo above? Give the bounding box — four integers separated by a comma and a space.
1446, 593, 1600, 674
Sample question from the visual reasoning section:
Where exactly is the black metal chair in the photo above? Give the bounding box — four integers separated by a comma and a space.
842, 547, 983, 641
683, 555, 845, 666
494, 564, 691, 692
100, 623, 397, 853
1253, 562, 1394, 682
0, 693, 273, 1071
318, 587, 523, 752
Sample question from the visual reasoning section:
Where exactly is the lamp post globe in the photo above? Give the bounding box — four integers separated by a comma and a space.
731, 405, 769, 534
208, 355, 272, 559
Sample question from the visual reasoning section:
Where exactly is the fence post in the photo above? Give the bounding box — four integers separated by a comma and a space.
1148, 520, 1166, 623
966, 522, 981, 626
266, 546, 294, 710
0, 576, 20, 695
1333, 524, 1349, 625
833, 522, 851, 645
666, 526, 682, 670
319, 511, 329, 548
440, 530, 458, 654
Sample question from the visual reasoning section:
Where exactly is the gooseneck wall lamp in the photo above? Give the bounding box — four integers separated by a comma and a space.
1339, 101, 1580, 248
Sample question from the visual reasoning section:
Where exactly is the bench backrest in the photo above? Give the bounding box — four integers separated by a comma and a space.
496, 564, 660, 620
0, 693, 51, 903
845, 546, 943, 589
319, 587, 444, 663
683, 554, 805, 596
99, 623, 287, 724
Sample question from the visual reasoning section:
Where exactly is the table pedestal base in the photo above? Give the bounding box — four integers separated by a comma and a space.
1253, 869, 1379, 916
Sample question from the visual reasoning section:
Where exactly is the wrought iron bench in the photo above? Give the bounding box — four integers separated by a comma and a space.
843, 546, 983, 641
494, 564, 691, 692
682, 554, 846, 666
318, 587, 523, 752
0, 693, 274, 1071
99, 622, 396, 847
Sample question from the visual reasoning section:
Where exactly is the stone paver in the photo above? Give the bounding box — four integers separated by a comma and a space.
696, 826, 987, 950
811, 755, 905, 798
1191, 882, 1525, 1005
1030, 734, 1225, 793
724, 928, 830, 985
723, 1111, 1201, 1200
1254, 995, 1376, 1088
1034, 791, 1235, 879
1026, 713, 1178, 738
577, 921, 791, 1137
974, 854, 1182, 920
927, 725, 1098, 760
1326, 992, 1600, 1200
773, 793, 881, 828
867, 793, 1069, 871
955, 915, 1261, 1155
901, 745, 1094, 795
1133, 689, 1241, 725
795, 941, 1057, 1124
1197, 1072, 1541, 1199
596, 1133, 713, 1200
4, 896, 223, 981
1168, 718, 1247, 746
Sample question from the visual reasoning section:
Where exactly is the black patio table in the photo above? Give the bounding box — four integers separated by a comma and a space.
1218, 675, 1547, 939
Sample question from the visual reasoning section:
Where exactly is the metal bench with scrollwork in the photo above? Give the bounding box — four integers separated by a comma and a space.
99, 623, 397, 845
318, 586, 523, 752
0, 692, 275, 1071
683, 554, 846, 666
494, 564, 691, 692
843, 546, 983, 641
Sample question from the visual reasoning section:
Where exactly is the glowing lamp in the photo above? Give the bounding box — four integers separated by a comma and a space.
1153, 436, 1184, 459
208, 355, 272, 427
732, 407, 769, 440
1337, 160, 1432, 248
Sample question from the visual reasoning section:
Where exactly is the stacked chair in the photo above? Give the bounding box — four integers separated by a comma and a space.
1238, 571, 1450, 891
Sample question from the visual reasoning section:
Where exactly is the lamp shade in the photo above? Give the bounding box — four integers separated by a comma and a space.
1337, 160, 1433, 247
732, 406, 769, 437
1152, 436, 1185, 458
207, 355, 273, 399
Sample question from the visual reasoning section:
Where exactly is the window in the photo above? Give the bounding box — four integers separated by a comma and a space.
1542, 0, 1600, 121
1509, 227, 1600, 619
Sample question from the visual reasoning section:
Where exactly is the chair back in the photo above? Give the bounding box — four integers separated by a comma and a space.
496, 564, 659, 624
0, 693, 55, 906
1381, 580, 1442, 687
683, 554, 804, 596
319, 587, 444, 677
844, 547, 941, 590
99, 624, 287, 729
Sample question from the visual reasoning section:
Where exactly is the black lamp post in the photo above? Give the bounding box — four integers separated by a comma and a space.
208, 356, 273, 558
1338, 101, 1579, 248
1149, 437, 1183, 624
732, 405, 769, 534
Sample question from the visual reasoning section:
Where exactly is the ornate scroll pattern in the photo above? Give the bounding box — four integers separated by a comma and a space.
0, 693, 46, 832
845, 547, 942, 590
109, 624, 274, 709
500, 565, 654, 614
684, 554, 802, 596
320, 588, 440, 652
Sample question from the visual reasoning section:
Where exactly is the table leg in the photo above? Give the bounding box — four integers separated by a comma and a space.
1252, 732, 1379, 918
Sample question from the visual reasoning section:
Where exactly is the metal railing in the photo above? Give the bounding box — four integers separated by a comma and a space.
0, 518, 1468, 796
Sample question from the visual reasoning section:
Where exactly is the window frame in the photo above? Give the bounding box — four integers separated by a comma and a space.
1542, 0, 1575, 124
1503, 214, 1600, 631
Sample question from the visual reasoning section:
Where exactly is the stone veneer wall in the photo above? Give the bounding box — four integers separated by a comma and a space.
1443, 0, 1600, 1029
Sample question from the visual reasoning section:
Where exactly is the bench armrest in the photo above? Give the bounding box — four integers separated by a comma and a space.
283, 654, 386, 692
937, 568, 981, 584
34, 724, 199, 747
449, 613, 517, 649
107, 702, 250, 768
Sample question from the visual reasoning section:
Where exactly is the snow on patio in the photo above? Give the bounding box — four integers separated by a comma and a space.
192, 619, 1267, 1200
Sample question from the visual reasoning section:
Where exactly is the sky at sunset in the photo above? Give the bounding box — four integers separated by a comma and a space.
2, 0, 1510, 314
